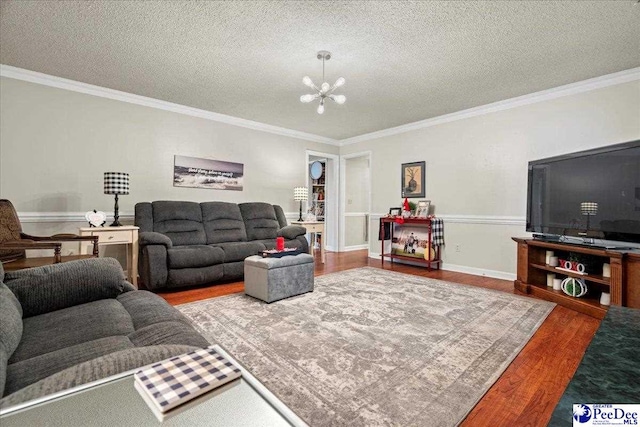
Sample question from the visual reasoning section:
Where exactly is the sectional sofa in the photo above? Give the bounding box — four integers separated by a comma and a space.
135, 201, 308, 290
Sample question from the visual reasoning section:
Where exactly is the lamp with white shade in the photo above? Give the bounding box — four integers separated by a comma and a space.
294, 187, 308, 221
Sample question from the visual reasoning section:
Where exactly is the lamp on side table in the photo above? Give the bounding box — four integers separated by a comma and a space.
293, 187, 308, 222
104, 172, 130, 227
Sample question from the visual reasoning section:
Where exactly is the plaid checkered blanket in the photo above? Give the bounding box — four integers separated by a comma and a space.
134, 346, 241, 415
431, 218, 445, 246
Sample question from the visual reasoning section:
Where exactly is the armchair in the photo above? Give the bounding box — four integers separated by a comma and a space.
0, 199, 99, 272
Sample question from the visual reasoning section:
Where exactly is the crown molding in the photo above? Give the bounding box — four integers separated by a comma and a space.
340, 67, 640, 146
0, 64, 339, 146
3, 64, 637, 147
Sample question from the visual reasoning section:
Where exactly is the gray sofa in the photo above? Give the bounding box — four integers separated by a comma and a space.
135, 201, 308, 290
0, 258, 209, 408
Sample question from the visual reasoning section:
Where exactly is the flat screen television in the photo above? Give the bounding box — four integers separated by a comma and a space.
527, 140, 640, 245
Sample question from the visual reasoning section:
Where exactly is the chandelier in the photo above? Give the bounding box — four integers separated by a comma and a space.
300, 51, 346, 114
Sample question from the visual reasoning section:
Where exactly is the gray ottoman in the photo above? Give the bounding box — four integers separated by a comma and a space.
244, 253, 314, 303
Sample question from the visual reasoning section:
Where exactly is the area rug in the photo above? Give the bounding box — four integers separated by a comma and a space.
177, 267, 555, 426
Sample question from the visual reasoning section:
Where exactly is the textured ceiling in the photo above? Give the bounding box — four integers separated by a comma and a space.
1, 1, 639, 140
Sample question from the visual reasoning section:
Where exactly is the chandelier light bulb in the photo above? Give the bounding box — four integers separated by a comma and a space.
302, 76, 315, 88
317, 100, 325, 115
321, 82, 330, 93
332, 94, 346, 105
333, 77, 345, 88
300, 94, 316, 103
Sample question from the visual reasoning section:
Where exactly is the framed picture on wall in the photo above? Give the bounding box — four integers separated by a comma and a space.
416, 200, 431, 218
401, 161, 425, 198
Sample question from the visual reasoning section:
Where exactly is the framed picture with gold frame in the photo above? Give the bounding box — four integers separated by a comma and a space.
401, 161, 425, 198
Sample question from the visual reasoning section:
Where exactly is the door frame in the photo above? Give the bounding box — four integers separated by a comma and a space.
306, 150, 340, 252
339, 150, 372, 252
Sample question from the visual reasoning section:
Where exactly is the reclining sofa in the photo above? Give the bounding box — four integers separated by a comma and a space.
0, 258, 209, 408
135, 201, 308, 290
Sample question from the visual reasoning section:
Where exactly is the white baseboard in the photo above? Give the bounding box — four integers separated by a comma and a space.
440, 262, 516, 281
342, 244, 369, 252
368, 252, 516, 281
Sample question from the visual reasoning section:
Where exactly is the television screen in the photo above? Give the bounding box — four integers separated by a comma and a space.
527, 140, 640, 244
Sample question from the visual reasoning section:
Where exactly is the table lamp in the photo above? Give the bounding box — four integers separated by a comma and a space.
293, 187, 308, 221
104, 172, 130, 226
580, 201, 598, 232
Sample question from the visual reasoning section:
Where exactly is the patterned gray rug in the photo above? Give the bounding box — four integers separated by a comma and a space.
177, 267, 554, 426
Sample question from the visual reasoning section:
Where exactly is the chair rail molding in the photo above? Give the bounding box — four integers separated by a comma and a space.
20, 211, 298, 223
368, 213, 525, 226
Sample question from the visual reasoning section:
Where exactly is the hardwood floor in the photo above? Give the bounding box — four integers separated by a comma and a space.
157, 250, 600, 426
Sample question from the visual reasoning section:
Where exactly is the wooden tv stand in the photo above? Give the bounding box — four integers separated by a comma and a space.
513, 238, 640, 319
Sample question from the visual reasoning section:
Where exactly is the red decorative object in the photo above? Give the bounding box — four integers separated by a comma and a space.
276, 237, 285, 251
403, 198, 410, 211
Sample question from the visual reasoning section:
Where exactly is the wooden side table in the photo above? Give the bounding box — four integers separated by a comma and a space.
79, 226, 139, 286
291, 221, 325, 263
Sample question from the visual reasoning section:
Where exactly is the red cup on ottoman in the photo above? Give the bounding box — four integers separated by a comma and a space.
276, 236, 285, 251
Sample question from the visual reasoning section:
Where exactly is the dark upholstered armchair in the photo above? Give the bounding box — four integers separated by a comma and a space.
0, 199, 99, 271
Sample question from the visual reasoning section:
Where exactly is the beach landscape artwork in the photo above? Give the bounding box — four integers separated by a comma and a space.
174, 155, 244, 191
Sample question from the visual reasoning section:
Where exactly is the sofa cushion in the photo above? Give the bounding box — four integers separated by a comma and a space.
0, 283, 22, 358
117, 290, 188, 330
273, 205, 288, 228
5, 336, 133, 397
0, 345, 202, 407
4, 258, 130, 318
134, 202, 154, 232
152, 201, 206, 246
278, 225, 306, 240
201, 202, 248, 244
10, 299, 135, 363
0, 283, 22, 398
239, 202, 280, 240
167, 265, 224, 287
167, 245, 224, 269
128, 321, 210, 348
213, 241, 266, 262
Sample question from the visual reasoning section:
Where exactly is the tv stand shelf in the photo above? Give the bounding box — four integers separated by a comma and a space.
529, 263, 611, 286
513, 238, 640, 319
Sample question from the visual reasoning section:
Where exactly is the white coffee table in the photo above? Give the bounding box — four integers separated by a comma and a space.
0, 345, 307, 427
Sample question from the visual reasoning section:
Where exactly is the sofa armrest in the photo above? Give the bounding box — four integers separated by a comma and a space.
3, 258, 132, 318
278, 225, 307, 240
139, 231, 173, 248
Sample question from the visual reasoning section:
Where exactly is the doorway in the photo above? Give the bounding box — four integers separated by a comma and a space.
306, 150, 339, 252
340, 151, 372, 251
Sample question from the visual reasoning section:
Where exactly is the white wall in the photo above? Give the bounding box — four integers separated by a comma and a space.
0, 77, 338, 254
344, 155, 370, 247
2, 76, 639, 277
341, 81, 640, 278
